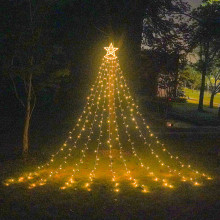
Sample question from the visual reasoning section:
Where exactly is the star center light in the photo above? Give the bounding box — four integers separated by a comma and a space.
104, 43, 118, 60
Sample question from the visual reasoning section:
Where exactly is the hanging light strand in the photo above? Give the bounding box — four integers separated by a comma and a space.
114, 67, 170, 187
88, 75, 108, 186
112, 68, 145, 191
35, 64, 105, 173
115, 65, 199, 184
61, 64, 108, 189
107, 60, 118, 187
48, 67, 106, 181
117, 64, 210, 180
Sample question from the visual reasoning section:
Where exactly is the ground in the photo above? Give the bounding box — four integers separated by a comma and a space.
184, 88, 220, 108
168, 89, 220, 126
0, 132, 219, 219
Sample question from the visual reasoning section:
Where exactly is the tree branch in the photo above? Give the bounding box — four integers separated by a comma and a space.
23, 78, 28, 94
9, 73, 25, 108
92, 23, 109, 37
30, 84, 36, 119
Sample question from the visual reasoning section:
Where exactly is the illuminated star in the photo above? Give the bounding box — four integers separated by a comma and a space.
104, 43, 118, 60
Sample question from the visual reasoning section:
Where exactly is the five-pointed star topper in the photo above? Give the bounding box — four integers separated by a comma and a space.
104, 43, 118, 60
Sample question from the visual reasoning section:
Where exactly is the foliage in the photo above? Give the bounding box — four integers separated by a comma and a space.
207, 59, 220, 107
141, 1, 191, 99
142, 1, 191, 54
157, 72, 186, 99
202, 0, 220, 6
207, 60, 220, 95
0, 0, 70, 156
181, 65, 201, 90
1, 1, 70, 96
190, 2, 220, 110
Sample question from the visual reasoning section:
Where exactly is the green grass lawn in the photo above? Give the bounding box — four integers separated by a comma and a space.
0, 133, 219, 219
169, 88, 220, 126
184, 88, 220, 107
171, 102, 220, 126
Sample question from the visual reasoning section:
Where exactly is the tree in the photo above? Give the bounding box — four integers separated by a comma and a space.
141, 1, 191, 98
191, 2, 220, 111
0, 0, 200, 158
157, 53, 187, 99
207, 63, 220, 108
181, 65, 201, 91
1, 1, 69, 159
50, 0, 190, 97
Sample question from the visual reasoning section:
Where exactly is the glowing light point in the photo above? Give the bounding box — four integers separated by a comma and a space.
18, 177, 24, 182
194, 182, 200, 186
142, 188, 149, 193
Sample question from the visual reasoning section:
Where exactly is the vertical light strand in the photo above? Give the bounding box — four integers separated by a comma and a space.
112, 64, 147, 192
33, 63, 105, 173
51, 68, 105, 177
27, 64, 107, 189
114, 65, 168, 188
107, 59, 118, 191
115, 64, 188, 184
9, 60, 107, 187
60, 66, 108, 190
116, 64, 208, 183
88, 77, 108, 188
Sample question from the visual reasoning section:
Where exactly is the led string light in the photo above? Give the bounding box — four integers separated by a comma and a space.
4, 43, 211, 191
35, 66, 105, 177
4, 62, 107, 187
63, 70, 108, 190
88, 79, 108, 188
115, 67, 196, 185
25, 63, 108, 188
37, 68, 107, 186
112, 68, 148, 193
116, 66, 183, 177
116, 63, 211, 183
60, 66, 108, 190
61, 100, 102, 190
107, 60, 119, 192
116, 64, 206, 180
114, 69, 172, 188
39, 65, 105, 170
116, 71, 175, 188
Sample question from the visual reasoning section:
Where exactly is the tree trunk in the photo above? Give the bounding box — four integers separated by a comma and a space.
22, 73, 32, 159
173, 53, 180, 99
209, 92, 215, 108
198, 72, 206, 111
198, 42, 209, 112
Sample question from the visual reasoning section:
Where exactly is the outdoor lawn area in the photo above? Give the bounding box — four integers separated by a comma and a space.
0, 133, 219, 219
168, 88, 220, 126
184, 88, 220, 108
1, 1, 220, 219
